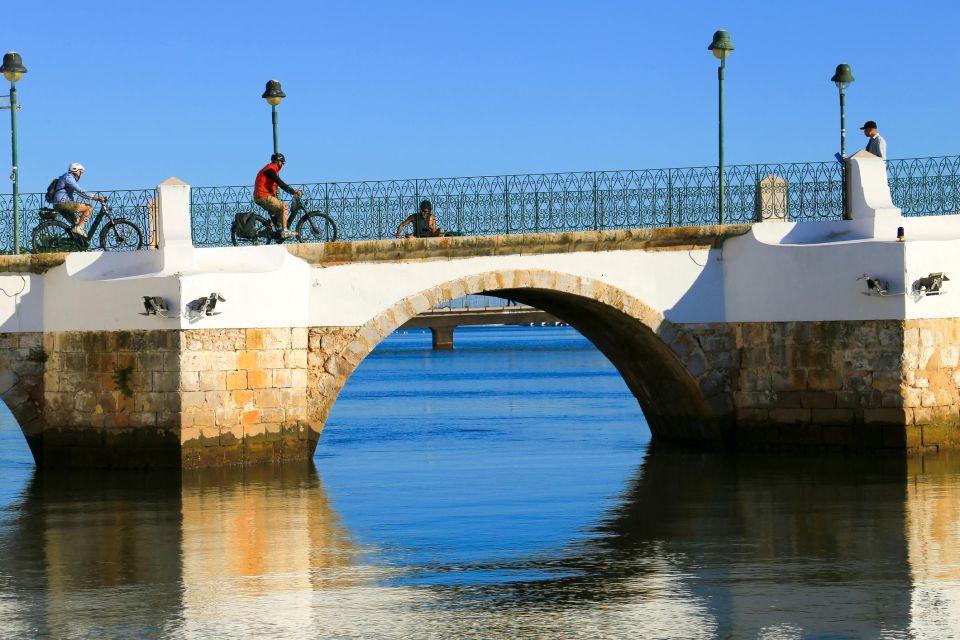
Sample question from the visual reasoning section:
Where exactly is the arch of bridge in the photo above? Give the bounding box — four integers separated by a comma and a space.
315, 268, 732, 440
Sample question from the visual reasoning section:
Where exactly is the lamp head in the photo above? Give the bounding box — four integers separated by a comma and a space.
262, 79, 286, 106
831, 63, 855, 90
708, 30, 734, 60
1, 51, 27, 83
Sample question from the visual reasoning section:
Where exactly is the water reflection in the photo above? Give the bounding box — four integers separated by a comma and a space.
1, 448, 960, 637
408, 446, 918, 638
907, 452, 960, 639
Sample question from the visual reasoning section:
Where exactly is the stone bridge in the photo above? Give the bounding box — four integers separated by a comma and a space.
2, 154, 960, 469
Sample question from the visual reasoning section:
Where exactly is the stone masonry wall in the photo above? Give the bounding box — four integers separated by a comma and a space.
179, 328, 311, 467
28, 328, 314, 468
0, 332, 45, 440
682, 319, 960, 451
39, 330, 180, 467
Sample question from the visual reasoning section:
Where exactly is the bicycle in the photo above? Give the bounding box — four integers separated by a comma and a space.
31, 203, 144, 253
231, 195, 338, 246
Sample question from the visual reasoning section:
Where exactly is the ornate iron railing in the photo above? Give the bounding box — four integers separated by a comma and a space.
2, 155, 960, 252
0, 188, 156, 253
189, 155, 960, 246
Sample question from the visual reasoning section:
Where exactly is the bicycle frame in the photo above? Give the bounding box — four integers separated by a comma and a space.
86, 205, 111, 238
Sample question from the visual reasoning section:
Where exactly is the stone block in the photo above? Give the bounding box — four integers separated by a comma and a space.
280, 389, 307, 406
771, 370, 806, 392
290, 370, 308, 389
287, 350, 308, 369
137, 352, 165, 372
881, 391, 904, 408
939, 345, 960, 369
922, 420, 960, 446
291, 327, 308, 350
808, 369, 842, 391
262, 328, 291, 350
801, 392, 836, 409
231, 389, 254, 406
272, 369, 291, 388
205, 391, 231, 411
811, 408, 855, 425
256, 389, 281, 408
261, 408, 285, 423
226, 371, 248, 390
179, 371, 200, 391
246, 328, 265, 350
182, 391, 207, 410
199, 371, 227, 391
768, 408, 811, 425
863, 408, 910, 425
734, 391, 775, 408
237, 350, 260, 370
216, 409, 240, 427
261, 349, 286, 369
152, 371, 180, 392
192, 411, 215, 427
209, 352, 238, 371
248, 369, 270, 389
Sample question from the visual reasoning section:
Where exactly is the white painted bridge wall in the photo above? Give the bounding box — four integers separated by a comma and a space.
1, 154, 959, 334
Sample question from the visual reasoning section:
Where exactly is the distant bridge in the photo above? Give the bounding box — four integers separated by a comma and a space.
400, 304, 561, 349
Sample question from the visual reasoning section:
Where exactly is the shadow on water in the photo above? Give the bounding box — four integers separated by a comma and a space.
418, 445, 918, 638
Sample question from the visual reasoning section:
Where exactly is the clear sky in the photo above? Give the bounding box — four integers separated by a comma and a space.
2, 0, 958, 193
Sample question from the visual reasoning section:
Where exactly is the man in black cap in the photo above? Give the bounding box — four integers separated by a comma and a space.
861, 121, 886, 159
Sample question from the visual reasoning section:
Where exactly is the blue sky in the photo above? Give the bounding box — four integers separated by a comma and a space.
2, 0, 958, 193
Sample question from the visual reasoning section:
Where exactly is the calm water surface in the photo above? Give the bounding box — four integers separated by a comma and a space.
0, 326, 959, 638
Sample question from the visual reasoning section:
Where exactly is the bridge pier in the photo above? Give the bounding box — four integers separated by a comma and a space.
429, 325, 455, 350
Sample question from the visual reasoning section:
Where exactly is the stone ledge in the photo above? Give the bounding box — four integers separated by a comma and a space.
0, 253, 68, 274
285, 226, 752, 266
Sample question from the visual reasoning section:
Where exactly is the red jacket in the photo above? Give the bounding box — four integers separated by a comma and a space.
254, 162, 282, 199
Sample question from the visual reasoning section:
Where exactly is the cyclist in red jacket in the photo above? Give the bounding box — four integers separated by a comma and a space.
254, 153, 302, 239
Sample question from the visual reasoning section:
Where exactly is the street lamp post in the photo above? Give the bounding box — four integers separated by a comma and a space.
708, 30, 734, 226
831, 63, 855, 220
1, 51, 27, 254
262, 80, 286, 155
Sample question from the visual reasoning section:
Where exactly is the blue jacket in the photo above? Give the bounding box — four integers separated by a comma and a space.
54, 172, 92, 203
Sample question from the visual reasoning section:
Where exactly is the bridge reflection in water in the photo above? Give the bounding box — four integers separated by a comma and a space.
0, 451, 958, 637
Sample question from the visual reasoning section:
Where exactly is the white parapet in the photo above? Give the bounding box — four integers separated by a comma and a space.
847, 150, 904, 239
38, 179, 313, 332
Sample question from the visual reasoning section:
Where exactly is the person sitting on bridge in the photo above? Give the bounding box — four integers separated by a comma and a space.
395, 199, 445, 238
53, 162, 107, 238
254, 152, 302, 239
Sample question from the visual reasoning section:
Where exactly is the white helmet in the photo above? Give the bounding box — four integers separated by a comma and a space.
68, 162, 85, 174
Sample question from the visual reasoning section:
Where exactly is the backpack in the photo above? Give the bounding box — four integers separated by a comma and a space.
233, 212, 258, 239
44, 178, 59, 204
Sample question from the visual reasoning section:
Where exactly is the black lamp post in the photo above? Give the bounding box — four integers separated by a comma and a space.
262, 80, 286, 155
1, 51, 27, 254
707, 30, 734, 225
831, 64, 855, 219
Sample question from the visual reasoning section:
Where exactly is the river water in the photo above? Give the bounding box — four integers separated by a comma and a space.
0, 326, 959, 638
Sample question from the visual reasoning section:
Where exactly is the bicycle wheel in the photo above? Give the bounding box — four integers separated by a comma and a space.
100, 219, 144, 251
31, 220, 76, 253
296, 212, 338, 243
231, 213, 274, 246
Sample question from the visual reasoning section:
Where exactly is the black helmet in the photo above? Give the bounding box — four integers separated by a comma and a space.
419, 199, 433, 212
271, 153, 286, 164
